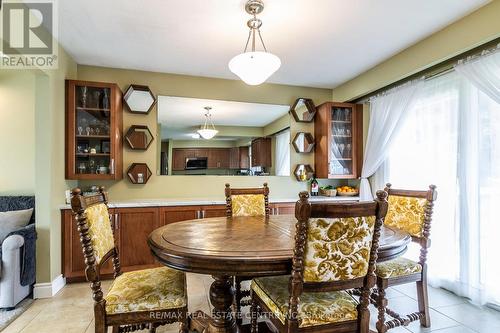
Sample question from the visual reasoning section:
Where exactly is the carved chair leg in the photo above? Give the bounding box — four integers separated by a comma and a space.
416, 271, 431, 328
234, 277, 243, 326
180, 311, 190, 333
376, 286, 388, 333
149, 323, 157, 333
94, 322, 106, 333
250, 295, 258, 333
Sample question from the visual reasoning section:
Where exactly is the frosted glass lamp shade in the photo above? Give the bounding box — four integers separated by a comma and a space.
197, 129, 218, 140
229, 51, 281, 85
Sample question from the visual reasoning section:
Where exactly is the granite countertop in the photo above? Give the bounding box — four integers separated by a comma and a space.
60, 195, 359, 209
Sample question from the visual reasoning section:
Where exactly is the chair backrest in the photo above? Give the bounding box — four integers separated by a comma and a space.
287, 191, 388, 329
383, 183, 437, 241
293, 190, 388, 290
383, 183, 437, 265
70, 187, 121, 303
224, 183, 270, 217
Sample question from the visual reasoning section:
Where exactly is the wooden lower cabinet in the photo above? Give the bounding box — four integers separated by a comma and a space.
62, 209, 115, 282
160, 206, 199, 224
201, 205, 227, 218
270, 203, 295, 215
115, 207, 160, 271
62, 203, 289, 282
159, 205, 226, 223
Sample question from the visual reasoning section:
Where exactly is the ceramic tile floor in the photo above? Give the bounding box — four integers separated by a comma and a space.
4, 274, 500, 333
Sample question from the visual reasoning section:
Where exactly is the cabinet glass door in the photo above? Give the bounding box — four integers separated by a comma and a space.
329, 106, 354, 176
74, 85, 113, 176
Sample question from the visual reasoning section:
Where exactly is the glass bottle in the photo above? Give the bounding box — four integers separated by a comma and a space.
310, 174, 319, 196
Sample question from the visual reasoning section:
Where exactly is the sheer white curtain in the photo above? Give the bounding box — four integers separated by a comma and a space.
376, 49, 500, 306
275, 130, 290, 176
359, 80, 424, 201
455, 47, 500, 103
377, 73, 461, 289
454, 48, 500, 305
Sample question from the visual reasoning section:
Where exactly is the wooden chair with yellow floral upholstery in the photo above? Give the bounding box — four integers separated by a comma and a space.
225, 182, 270, 323
70, 187, 189, 333
250, 190, 388, 333
374, 183, 437, 333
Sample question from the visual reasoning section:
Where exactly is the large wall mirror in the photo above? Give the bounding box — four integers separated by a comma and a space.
157, 96, 291, 176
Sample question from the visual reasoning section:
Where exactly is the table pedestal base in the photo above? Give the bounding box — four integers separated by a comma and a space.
189, 275, 279, 333
189, 311, 275, 333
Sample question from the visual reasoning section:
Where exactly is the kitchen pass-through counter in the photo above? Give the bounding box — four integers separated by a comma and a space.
61, 195, 359, 282
59, 195, 359, 209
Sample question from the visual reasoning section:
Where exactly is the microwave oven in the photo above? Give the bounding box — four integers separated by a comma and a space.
185, 157, 208, 170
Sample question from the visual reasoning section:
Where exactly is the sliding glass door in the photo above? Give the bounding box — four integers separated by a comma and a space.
378, 70, 500, 306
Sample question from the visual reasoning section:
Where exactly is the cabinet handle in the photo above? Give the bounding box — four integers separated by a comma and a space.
114, 213, 119, 229
202, 210, 205, 218
110, 159, 115, 175
196, 211, 200, 219
275, 208, 279, 215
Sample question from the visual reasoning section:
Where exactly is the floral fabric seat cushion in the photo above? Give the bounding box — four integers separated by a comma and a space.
251, 275, 358, 327
105, 267, 187, 314
376, 257, 422, 279
231, 194, 266, 217
84, 203, 115, 263
385, 196, 428, 237
304, 216, 375, 282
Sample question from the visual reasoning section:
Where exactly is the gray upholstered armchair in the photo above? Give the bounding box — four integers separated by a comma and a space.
0, 196, 36, 309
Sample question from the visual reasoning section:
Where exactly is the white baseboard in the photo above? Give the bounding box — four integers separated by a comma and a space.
33, 274, 66, 298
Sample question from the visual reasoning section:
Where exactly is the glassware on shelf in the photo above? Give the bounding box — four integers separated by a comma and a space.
80, 86, 88, 108
102, 89, 110, 110
89, 159, 96, 174
77, 162, 87, 174
339, 143, 345, 158
85, 126, 91, 136
92, 90, 101, 109
346, 128, 351, 137
344, 108, 351, 122
77, 126, 83, 135
346, 144, 352, 158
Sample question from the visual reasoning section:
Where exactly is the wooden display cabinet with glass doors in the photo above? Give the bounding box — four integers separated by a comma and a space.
65, 80, 123, 180
314, 102, 363, 179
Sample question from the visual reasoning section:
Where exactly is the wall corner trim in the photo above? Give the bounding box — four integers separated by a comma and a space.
33, 274, 66, 298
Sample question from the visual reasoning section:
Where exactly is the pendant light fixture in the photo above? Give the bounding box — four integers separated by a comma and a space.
197, 106, 218, 140
229, 0, 281, 86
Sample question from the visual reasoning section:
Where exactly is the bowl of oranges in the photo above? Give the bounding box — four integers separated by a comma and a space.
336, 186, 359, 196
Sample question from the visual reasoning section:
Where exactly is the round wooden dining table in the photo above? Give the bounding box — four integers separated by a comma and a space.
148, 215, 411, 333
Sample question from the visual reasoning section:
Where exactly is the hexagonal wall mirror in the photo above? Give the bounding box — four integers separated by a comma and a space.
123, 84, 156, 114
294, 164, 314, 182
125, 125, 154, 150
127, 163, 152, 184
290, 98, 316, 123
292, 132, 315, 153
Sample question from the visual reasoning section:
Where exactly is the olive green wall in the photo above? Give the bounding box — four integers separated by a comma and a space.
0, 45, 78, 284
77, 65, 332, 200
0, 72, 36, 195
332, 0, 500, 102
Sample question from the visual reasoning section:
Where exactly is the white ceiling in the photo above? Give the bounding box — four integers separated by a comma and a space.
158, 96, 289, 139
57, 0, 489, 88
